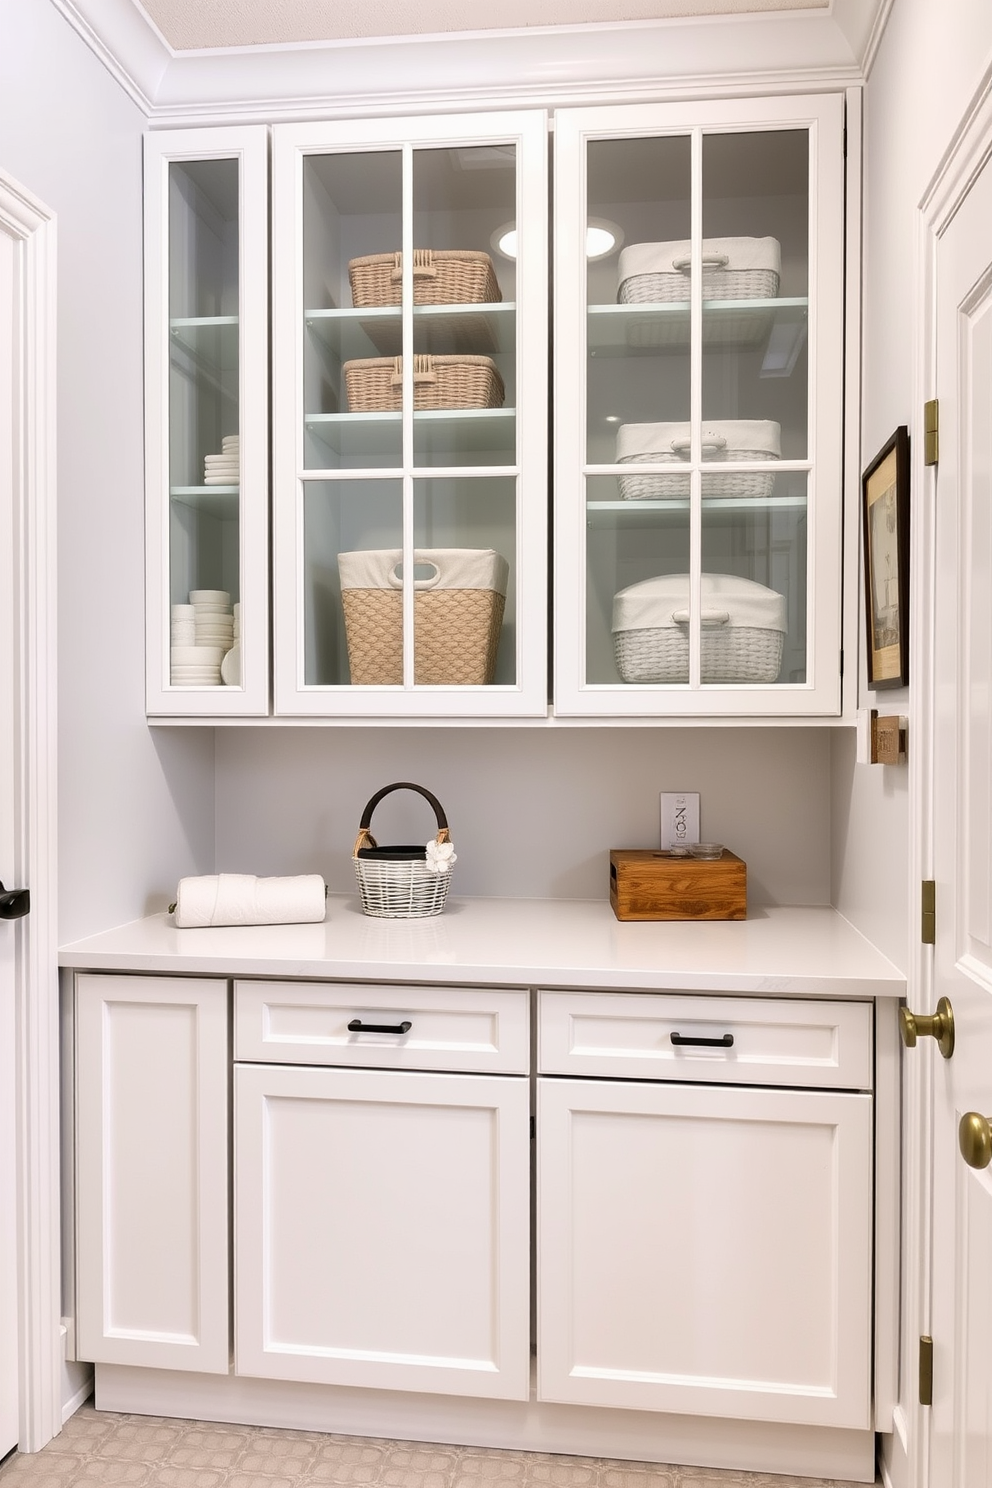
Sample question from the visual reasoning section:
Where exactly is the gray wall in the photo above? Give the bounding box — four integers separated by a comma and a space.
0, 0, 215, 944
214, 726, 833, 906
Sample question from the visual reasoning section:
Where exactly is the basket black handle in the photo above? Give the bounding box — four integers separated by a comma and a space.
358, 782, 449, 834
354, 782, 450, 856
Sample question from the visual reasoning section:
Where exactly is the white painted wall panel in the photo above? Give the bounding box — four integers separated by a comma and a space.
0, 0, 215, 943
215, 725, 833, 904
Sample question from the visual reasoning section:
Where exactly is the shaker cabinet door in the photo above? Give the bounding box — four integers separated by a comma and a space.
537, 1076, 872, 1427
235, 1063, 530, 1398
75, 974, 230, 1372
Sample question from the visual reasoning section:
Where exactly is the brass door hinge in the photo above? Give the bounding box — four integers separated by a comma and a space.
919, 1335, 934, 1405
922, 880, 936, 945
924, 399, 939, 466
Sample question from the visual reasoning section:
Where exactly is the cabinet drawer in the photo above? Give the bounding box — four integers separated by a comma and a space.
235, 980, 529, 1074
539, 990, 872, 1090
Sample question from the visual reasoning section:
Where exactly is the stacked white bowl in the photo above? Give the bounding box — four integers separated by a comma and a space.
204, 434, 239, 486
221, 602, 242, 686
170, 590, 236, 686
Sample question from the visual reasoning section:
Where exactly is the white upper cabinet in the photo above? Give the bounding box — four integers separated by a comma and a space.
271, 112, 549, 717
554, 95, 845, 716
144, 127, 269, 716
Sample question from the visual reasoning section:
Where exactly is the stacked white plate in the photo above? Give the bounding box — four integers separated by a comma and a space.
170, 645, 225, 686
170, 589, 238, 686
221, 603, 241, 686
204, 434, 239, 486
170, 603, 195, 647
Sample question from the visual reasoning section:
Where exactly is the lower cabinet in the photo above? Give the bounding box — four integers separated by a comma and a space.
74, 973, 230, 1372
72, 971, 877, 1442
536, 990, 874, 1429
233, 979, 531, 1400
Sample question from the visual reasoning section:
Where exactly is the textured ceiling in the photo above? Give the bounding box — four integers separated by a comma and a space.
135, 0, 827, 51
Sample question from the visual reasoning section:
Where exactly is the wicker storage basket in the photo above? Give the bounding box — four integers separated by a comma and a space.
349, 249, 502, 308
343, 355, 504, 413
339, 548, 509, 687
612, 573, 787, 685
616, 420, 781, 501
353, 782, 454, 919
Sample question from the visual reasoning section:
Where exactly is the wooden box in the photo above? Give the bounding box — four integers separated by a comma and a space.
609, 849, 747, 922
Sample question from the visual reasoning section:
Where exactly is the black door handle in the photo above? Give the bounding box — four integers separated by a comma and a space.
0, 882, 30, 920
347, 1018, 412, 1036
670, 1031, 734, 1048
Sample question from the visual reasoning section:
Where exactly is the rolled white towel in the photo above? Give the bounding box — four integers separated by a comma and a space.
172, 872, 327, 928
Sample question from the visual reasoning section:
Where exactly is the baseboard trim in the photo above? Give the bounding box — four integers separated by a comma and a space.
61, 1379, 94, 1424
95, 1365, 877, 1483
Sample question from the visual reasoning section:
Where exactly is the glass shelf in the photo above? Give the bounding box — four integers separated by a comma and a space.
306, 303, 515, 360
586, 494, 808, 526
170, 485, 241, 518
306, 408, 517, 462
587, 298, 808, 355
170, 316, 240, 373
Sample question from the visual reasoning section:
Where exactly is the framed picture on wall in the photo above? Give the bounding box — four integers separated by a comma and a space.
862, 426, 910, 689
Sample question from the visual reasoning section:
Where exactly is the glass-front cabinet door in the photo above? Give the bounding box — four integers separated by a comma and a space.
554, 96, 844, 717
272, 112, 548, 717
144, 128, 269, 716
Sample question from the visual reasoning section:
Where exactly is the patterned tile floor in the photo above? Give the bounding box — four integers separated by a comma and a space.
0, 1407, 881, 1488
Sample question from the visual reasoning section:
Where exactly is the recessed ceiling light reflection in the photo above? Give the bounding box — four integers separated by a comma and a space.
491, 218, 624, 260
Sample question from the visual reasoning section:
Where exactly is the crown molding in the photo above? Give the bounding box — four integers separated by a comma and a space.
48, 0, 878, 122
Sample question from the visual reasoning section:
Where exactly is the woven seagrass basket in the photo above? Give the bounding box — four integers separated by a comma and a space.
344, 354, 504, 413
349, 249, 502, 308
338, 548, 508, 687
353, 782, 453, 919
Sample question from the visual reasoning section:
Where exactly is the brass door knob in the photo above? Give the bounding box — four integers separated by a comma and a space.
899, 996, 955, 1059
959, 1112, 992, 1170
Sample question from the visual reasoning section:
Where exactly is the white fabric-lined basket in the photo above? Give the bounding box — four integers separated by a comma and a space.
612, 573, 787, 685
617, 236, 781, 304
616, 420, 781, 501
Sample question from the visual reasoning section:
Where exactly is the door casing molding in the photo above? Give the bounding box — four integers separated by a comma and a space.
892, 53, 992, 1488
0, 166, 61, 1453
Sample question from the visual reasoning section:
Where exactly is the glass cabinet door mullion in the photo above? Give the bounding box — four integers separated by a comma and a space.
688, 126, 704, 691
402, 144, 415, 690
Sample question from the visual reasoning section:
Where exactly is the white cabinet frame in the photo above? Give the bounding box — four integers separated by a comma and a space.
144, 127, 270, 716
554, 94, 846, 717
271, 111, 548, 717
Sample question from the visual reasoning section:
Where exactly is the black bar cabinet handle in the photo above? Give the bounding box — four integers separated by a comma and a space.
670, 1031, 734, 1048
348, 1018, 413, 1036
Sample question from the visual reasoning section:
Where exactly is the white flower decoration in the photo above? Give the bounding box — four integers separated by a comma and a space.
425, 838, 457, 874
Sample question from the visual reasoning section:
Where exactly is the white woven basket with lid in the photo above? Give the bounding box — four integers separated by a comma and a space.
612, 572, 787, 684
617, 236, 781, 304
615, 420, 781, 501
353, 782, 455, 919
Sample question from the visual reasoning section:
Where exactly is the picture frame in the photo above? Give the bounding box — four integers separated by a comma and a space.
862, 426, 910, 689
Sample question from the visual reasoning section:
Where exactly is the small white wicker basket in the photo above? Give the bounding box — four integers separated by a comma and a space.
353, 782, 454, 919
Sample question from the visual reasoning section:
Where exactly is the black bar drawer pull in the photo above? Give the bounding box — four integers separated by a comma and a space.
671, 1031, 734, 1048
348, 1018, 412, 1036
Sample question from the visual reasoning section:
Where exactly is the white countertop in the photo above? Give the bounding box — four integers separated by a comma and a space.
58, 896, 905, 998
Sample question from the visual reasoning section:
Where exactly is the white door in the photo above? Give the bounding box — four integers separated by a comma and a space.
537, 1076, 872, 1428
0, 224, 20, 1461
235, 1062, 530, 1399
928, 135, 992, 1486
